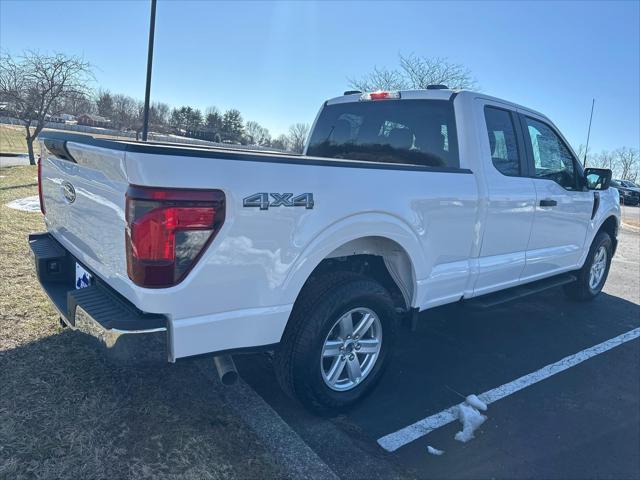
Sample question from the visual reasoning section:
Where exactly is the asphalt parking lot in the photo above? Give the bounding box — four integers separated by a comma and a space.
237, 227, 640, 479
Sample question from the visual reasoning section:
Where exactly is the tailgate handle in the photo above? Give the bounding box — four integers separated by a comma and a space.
539, 199, 557, 207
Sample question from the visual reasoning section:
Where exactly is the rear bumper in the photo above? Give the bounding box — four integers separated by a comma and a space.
29, 232, 169, 365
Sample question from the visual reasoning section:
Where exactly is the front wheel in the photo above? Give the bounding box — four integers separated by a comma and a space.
564, 231, 613, 301
274, 272, 397, 413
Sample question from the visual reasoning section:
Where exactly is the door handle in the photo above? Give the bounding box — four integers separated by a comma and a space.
539, 199, 557, 207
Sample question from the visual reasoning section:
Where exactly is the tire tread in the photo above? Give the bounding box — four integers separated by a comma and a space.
274, 271, 396, 412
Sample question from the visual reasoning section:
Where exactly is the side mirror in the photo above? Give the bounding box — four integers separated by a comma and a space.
584, 168, 612, 190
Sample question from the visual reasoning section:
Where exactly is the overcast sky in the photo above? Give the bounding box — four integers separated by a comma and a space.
1, 0, 638, 152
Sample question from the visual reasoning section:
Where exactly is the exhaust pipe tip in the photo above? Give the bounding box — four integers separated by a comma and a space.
213, 354, 238, 386
220, 369, 239, 386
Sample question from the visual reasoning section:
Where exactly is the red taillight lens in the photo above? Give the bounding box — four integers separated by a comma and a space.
37, 156, 45, 214
360, 91, 401, 101
125, 186, 225, 287
370, 91, 391, 100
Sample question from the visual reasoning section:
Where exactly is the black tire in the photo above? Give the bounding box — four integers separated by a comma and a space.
274, 271, 397, 413
564, 231, 613, 301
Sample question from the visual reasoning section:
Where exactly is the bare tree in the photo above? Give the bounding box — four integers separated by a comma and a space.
575, 144, 591, 166
111, 93, 139, 130
349, 66, 407, 92
287, 123, 310, 153
590, 150, 617, 171
271, 134, 290, 151
245, 120, 271, 146
149, 101, 170, 130
615, 147, 639, 181
60, 91, 94, 117
349, 53, 477, 92
0, 51, 92, 164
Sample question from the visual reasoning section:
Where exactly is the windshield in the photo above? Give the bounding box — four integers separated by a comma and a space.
307, 99, 459, 168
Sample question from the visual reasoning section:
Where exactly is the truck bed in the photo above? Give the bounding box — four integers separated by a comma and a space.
39, 131, 471, 173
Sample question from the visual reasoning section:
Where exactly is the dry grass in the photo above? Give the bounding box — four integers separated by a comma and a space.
0, 124, 134, 157
0, 125, 40, 156
0, 166, 284, 479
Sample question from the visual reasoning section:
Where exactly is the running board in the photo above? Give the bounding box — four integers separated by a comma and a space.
464, 273, 577, 309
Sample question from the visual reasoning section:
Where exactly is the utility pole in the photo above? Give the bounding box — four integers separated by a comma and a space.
141, 0, 157, 141
583, 98, 595, 167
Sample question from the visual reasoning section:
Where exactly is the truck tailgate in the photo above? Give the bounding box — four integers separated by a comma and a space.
40, 140, 130, 289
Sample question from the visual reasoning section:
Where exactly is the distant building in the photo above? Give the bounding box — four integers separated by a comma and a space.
77, 114, 111, 128
186, 126, 220, 142
48, 113, 77, 125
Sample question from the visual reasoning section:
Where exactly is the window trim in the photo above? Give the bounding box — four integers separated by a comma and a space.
518, 113, 586, 191
483, 105, 526, 178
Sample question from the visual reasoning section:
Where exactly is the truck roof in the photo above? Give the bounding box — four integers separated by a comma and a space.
326, 88, 549, 121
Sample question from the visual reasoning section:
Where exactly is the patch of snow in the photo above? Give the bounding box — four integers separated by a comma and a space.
465, 394, 487, 411
427, 445, 444, 456
454, 402, 486, 443
5, 195, 40, 212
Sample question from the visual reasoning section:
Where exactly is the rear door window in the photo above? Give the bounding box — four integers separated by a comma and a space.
307, 100, 459, 168
484, 106, 521, 176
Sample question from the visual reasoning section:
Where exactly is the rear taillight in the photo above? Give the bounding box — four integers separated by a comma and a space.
125, 186, 225, 288
37, 155, 45, 214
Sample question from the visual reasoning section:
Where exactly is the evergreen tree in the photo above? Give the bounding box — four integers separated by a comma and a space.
221, 109, 244, 143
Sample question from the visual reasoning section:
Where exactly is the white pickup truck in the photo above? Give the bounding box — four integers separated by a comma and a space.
31, 87, 620, 411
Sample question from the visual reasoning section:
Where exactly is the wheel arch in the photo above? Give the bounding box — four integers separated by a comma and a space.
597, 214, 619, 255
282, 213, 425, 312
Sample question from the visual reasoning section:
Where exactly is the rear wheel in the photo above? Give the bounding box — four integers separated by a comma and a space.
274, 272, 397, 413
564, 231, 612, 301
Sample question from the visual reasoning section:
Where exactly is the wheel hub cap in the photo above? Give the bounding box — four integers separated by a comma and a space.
589, 245, 607, 290
320, 307, 383, 392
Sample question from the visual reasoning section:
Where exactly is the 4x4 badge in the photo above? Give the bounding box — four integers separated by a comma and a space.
243, 193, 314, 210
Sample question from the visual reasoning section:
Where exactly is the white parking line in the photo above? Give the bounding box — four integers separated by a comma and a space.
378, 327, 640, 452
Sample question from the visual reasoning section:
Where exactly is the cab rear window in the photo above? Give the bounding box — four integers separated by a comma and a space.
307, 99, 459, 168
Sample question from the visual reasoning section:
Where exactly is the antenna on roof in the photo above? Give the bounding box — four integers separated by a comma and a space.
583, 98, 595, 167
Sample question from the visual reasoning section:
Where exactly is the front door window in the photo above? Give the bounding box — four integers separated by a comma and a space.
525, 117, 578, 190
